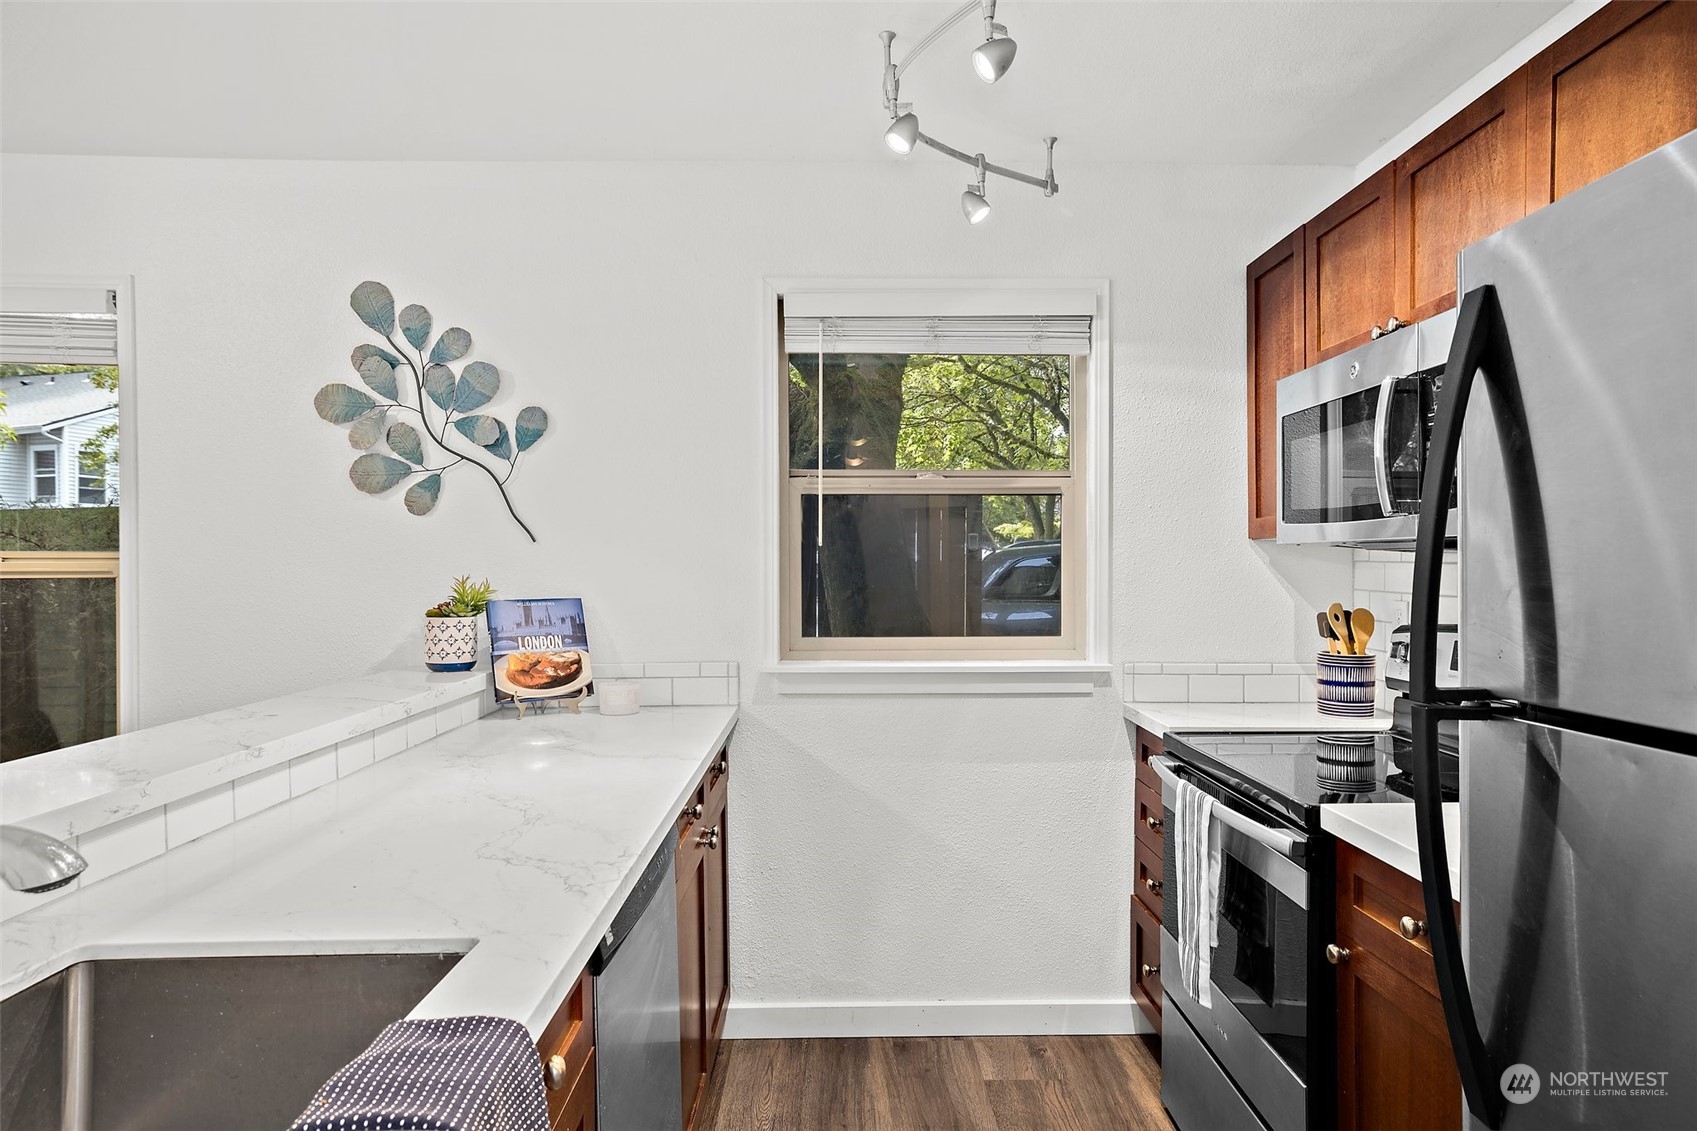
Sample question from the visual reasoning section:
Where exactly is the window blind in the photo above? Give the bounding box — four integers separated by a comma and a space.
783, 314, 1092, 356
0, 311, 120, 366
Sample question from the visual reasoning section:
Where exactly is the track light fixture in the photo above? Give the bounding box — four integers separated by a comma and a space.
879, 3, 1059, 223
884, 111, 920, 155
961, 158, 992, 224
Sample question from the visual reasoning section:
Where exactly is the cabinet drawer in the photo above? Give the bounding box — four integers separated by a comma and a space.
537, 968, 594, 1131
1335, 842, 1457, 989
1131, 895, 1162, 1034
677, 783, 705, 845
1134, 780, 1165, 856
1134, 835, 1165, 911
551, 1047, 596, 1131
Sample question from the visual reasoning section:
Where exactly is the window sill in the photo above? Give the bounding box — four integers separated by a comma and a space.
766, 661, 1112, 697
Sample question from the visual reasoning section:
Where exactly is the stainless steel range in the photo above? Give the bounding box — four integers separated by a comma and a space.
1153, 697, 1459, 1131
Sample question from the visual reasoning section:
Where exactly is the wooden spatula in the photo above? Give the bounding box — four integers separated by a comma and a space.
1350, 608, 1374, 655
1328, 603, 1354, 655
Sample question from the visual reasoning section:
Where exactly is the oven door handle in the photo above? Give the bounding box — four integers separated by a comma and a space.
1372, 373, 1399, 516
1150, 756, 1307, 861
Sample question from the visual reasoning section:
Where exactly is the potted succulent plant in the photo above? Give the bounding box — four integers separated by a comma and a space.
423, 576, 494, 672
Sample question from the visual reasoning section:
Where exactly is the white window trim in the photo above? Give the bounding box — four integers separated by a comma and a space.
2, 274, 139, 731
758, 277, 1112, 694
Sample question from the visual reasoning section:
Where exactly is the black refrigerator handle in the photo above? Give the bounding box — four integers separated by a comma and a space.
1410, 284, 1507, 1129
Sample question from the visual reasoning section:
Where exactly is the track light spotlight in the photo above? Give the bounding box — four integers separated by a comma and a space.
961, 185, 991, 224
884, 111, 920, 155
971, 35, 1017, 83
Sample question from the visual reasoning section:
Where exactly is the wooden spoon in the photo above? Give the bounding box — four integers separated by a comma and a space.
1350, 608, 1375, 655
1328, 603, 1353, 656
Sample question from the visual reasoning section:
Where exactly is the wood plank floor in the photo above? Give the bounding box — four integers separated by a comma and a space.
697, 1035, 1169, 1131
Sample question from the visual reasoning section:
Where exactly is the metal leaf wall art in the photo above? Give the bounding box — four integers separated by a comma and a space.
315, 281, 547, 541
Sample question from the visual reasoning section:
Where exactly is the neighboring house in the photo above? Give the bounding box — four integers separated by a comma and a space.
0, 372, 118, 507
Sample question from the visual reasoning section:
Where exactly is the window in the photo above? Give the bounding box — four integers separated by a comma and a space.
78, 468, 106, 505
32, 447, 57, 502
2, 282, 126, 761
776, 290, 1101, 662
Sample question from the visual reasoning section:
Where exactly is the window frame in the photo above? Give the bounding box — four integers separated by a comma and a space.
761, 279, 1111, 676
1, 275, 139, 733
32, 445, 59, 502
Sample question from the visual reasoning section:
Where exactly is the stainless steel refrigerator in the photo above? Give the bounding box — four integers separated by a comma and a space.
1405, 130, 1697, 1129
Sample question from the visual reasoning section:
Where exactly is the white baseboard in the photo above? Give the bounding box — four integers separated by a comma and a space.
722, 999, 1152, 1040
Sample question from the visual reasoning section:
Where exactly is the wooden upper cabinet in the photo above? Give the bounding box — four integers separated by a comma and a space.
1526, 1, 1697, 206
1392, 73, 1528, 322
1304, 166, 1395, 364
1245, 233, 1305, 540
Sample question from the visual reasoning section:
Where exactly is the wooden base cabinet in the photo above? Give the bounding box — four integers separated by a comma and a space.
1130, 726, 1165, 1036
678, 746, 731, 1130
1331, 843, 1460, 1131
537, 968, 596, 1131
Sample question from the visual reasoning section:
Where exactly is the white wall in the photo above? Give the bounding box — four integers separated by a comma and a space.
0, 152, 1353, 1030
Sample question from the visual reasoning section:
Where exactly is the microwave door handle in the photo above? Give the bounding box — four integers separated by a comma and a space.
1150, 756, 1307, 860
1372, 374, 1398, 516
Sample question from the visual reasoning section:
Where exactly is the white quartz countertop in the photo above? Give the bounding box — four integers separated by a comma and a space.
1322, 802, 1461, 892
1, 705, 737, 1039
1124, 701, 1394, 734
1, 669, 487, 840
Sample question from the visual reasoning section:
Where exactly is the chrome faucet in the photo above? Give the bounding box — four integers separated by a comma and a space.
1, 826, 89, 893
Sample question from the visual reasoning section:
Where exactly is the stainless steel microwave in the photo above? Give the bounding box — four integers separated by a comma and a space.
1276, 307, 1457, 545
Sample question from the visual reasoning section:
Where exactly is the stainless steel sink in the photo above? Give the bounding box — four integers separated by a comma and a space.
0, 952, 462, 1131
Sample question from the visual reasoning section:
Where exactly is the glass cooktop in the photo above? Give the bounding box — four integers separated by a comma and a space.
1161, 731, 1458, 831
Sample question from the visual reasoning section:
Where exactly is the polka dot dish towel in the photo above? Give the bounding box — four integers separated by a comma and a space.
288, 1015, 549, 1131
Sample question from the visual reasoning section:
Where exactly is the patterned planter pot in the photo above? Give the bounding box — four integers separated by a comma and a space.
424, 615, 480, 672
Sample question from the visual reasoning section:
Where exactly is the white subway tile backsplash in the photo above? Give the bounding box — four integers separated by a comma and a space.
644, 663, 700, 678
1299, 673, 1318, 701
433, 702, 463, 736
1162, 663, 1216, 675
289, 746, 337, 797
1131, 674, 1189, 702
1244, 674, 1299, 702
729, 676, 740, 703
699, 662, 730, 677
233, 762, 291, 819
405, 709, 437, 748
1271, 663, 1307, 675
459, 696, 483, 727
1353, 562, 1385, 592
1132, 662, 1163, 674
595, 663, 645, 679
336, 732, 376, 777
1189, 674, 1245, 702
374, 719, 408, 761
1216, 663, 1271, 675
1383, 562, 1416, 592
77, 809, 166, 887
673, 677, 730, 705
637, 678, 674, 706
165, 785, 235, 848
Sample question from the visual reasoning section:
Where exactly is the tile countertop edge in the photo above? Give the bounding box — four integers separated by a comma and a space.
1321, 802, 1461, 893
1123, 701, 1394, 734
0, 706, 740, 1046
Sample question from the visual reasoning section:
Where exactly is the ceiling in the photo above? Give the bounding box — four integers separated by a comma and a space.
1, 1, 1568, 167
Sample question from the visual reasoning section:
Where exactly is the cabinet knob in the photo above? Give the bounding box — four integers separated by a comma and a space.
1143, 877, 1163, 895
1144, 815, 1164, 832
698, 825, 721, 849
1326, 943, 1351, 965
1141, 963, 1160, 979
544, 1053, 568, 1091
682, 803, 702, 822
1370, 324, 1384, 340
1399, 915, 1427, 940
715, 757, 728, 776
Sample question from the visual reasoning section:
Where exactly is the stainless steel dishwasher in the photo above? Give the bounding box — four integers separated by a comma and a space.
588, 838, 683, 1131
